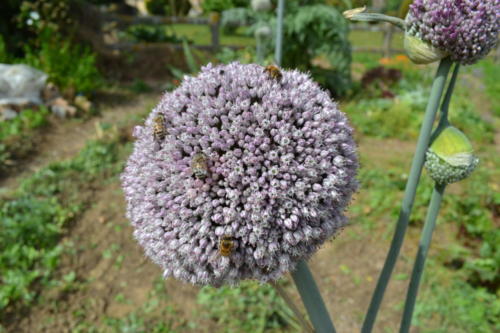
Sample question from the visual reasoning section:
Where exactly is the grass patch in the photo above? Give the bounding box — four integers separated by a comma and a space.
414, 260, 500, 332
478, 58, 500, 117
0, 107, 51, 172
170, 24, 254, 46
198, 281, 300, 333
0, 128, 128, 317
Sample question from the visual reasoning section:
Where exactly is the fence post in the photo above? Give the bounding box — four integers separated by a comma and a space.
382, 23, 394, 57
208, 12, 220, 52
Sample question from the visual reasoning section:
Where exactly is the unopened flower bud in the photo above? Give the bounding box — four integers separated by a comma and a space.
425, 126, 478, 185
251, 0, 272, 12
254, 25, 272, 39
403, 34, 448, 65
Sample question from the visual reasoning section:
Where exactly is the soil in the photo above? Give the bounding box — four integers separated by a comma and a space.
0, 91, 156, 191
0, 87, 484, 332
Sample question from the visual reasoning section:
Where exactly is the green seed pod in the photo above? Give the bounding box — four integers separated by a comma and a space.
404, 34, 448, 65
425, 126, 478, 185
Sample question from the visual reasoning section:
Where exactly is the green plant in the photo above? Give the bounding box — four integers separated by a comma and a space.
202, 0, 233, 13
0, 107, 49, 142
479, 59, 500, 117
278, 4, 352, 97
0, 35, 10, 62
198, 281, 300, 332
414, 263, 500, 333
0, 133, 125, 314
126, 25, 182, 43
23, 29, 102, 95
145, 0, 190, 16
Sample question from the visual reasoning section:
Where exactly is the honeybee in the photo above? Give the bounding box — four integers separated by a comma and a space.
191, 153, 209, 179
219, 236, 234, 257
153, 114, 167, 141
264, 65, 282, 81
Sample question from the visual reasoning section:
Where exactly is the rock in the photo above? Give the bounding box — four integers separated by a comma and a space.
49, 97, 77, 118
0, 107, 18, 121
42, 82, 61, 103
0, 64, 47, 106
74, 95, 93, 113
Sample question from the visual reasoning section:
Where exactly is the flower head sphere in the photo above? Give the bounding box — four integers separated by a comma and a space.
406, 0, 500, 65
121, 62, 358, 286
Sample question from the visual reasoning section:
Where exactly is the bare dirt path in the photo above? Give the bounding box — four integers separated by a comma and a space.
0, 92, 159, 192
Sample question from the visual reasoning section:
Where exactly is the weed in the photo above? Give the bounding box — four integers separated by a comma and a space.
23, 29, 102, 95
0, 132, 125, 314
198, 281, 300, 332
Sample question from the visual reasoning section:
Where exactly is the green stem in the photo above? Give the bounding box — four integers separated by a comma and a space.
271, 281, 314, 333
430, 63, 460, 143
361, 58, 453, 333
399, 183, 446, 333
343, 10, 406, 30
291, 260, 336, 333
274, 0, 284, 66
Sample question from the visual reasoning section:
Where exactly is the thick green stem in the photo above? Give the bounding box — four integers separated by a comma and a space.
270, 281, 314, 333
274, 0, 284, 66
291, 260, 336, 333
362, 58, 453, 333
399, 183, 446, 333
399, 60, 460, 333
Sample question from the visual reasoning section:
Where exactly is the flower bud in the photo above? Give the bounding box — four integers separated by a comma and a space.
425, 126, 479, 185
254, 25, 272, 39
251, 0, 272, 12
403, 34, 448, 65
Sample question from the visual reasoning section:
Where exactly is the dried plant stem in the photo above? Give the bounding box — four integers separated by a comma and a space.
270, 281, 314, 333
292, 260, 336, 333
362, 57, 453, 333
399, 62, 460, 333
399, 183, 446, 333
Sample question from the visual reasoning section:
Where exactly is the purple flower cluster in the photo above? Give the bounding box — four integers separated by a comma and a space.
406, 0, 500, 64
121, 62, 358, 286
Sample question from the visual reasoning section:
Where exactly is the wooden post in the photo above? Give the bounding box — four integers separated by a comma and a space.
208, 12, 220, 52
382, 23, 394, 58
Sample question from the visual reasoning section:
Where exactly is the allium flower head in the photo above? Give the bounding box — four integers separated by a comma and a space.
121, 62, 358, 286
406, 0, 500, 65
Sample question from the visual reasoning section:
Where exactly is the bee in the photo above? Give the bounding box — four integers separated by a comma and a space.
219, 236, 234, 257
264, 65, 282, 81
191, 153, 209, 179
153, 114, 167, 141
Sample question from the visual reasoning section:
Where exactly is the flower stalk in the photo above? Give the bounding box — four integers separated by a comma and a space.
292, 260, 336, 333
270, 281, 314, 333
399, 63, 460, 333
362, 57, 453, 333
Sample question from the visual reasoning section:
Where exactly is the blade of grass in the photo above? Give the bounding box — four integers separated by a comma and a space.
182, 38, 198, 74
